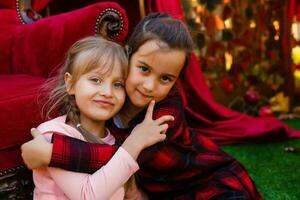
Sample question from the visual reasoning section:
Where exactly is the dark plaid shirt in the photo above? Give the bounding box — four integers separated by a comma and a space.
50, 88, 262, 200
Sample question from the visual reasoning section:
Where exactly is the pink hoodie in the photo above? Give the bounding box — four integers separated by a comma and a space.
33, 116, 140, 200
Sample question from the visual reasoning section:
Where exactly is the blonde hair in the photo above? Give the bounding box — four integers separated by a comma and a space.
40, 36, 128, 127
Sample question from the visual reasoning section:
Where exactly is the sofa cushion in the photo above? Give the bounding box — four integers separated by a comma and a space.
0, 75, 46, 172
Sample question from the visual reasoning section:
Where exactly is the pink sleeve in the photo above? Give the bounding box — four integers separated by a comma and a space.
48, 147, 139, 200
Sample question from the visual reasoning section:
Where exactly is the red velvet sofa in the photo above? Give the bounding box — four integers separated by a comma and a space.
0, 0, 129, 198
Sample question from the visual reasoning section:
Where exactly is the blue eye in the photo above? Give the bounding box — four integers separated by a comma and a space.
114, 82, 124, 89
90, 78, 102, 84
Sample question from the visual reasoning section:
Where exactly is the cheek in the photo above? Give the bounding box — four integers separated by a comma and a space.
155, 85, 174, 102
115, 90, 126, 105
119, 91, 126, 104
125, 73, 137, 92
74, 95, 86, 110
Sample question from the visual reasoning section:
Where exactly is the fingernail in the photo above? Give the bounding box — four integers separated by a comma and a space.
31, 128, 36, 131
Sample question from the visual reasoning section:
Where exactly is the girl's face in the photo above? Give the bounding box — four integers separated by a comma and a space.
66, 62, 126, 124
125, 40, 186, 109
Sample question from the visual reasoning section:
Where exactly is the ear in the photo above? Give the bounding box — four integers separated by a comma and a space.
64, 72, 74, 95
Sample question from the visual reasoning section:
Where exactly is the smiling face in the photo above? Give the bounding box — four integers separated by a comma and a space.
125, 40, 186, 109
66, 62, 126, 126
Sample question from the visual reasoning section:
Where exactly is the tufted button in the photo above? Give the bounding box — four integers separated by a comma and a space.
95, 7, 125, 39
16, 0, 42, 24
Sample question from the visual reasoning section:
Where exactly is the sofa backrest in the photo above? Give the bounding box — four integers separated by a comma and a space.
0, 1, 128, 77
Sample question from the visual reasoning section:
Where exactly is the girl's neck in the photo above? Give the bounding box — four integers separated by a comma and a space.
118, 100, 143, 127
79, 117, 106, 138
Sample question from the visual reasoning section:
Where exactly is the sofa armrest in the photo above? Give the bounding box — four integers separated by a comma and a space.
17, 0, 43, 24
10, 1, 128, 77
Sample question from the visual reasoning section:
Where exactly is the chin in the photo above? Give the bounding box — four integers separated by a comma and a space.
132, 99, 149, 109
92, 112, 115, 121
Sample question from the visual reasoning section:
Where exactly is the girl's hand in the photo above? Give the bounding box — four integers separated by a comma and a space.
21, 128, 52, 169
122, 100, 174, 160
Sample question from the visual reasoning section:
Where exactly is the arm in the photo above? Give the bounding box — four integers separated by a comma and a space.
50, 101, 173, 172
50, 134, 119, 174
29, 118, 139, 200
48, 146, 139, 200
45, 97, 184, 175
32, 130, 139, 200
50, 95, 199, 191
22, 101, 173, 173
21, 129, 118, 173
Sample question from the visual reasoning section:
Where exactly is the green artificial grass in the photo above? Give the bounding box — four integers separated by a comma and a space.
221, 119, 300, 200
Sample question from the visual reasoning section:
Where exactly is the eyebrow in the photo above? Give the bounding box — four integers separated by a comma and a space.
89, 71, 125, 81
138, 61, 178, 79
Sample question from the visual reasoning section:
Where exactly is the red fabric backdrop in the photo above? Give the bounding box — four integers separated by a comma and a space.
288, 0, 300, 21
149, 0, 300, 144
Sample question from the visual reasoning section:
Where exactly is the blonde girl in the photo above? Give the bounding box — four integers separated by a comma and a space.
31, 36, 173, 200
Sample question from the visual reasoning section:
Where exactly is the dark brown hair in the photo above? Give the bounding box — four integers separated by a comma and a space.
126, 12, 194, 70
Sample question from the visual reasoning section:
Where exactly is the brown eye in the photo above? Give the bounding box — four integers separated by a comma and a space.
160, 76, 172, 83
139, 66, 150, 73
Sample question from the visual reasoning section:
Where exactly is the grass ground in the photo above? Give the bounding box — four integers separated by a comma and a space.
221, 119, 300, 200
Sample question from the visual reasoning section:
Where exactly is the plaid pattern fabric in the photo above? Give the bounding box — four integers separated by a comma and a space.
50, 133, 118, 173
50, 88, 262, 200
214, 191, 249, 200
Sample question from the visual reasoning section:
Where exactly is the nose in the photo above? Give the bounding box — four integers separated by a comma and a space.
142, 77, 155, 92
99, 83, 112, 97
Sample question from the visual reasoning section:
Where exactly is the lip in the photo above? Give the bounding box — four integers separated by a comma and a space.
93, 100, 114, 108
136, 89, 152, 99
